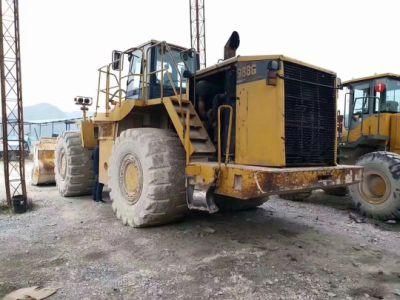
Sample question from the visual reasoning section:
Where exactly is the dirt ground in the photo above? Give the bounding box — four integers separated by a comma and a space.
0, 161, 400, 300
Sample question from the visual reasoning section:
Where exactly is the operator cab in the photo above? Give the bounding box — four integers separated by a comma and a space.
109, 40, 198, 101
342, 74, 400, 129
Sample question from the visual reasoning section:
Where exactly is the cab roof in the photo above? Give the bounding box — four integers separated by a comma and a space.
125, 40, 189, 54
196, 55, 336, 77
343, 73, 400, 86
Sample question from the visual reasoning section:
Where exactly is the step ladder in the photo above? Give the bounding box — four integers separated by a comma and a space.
163, 96, 216, 159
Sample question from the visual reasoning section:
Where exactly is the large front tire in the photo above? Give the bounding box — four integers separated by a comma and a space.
109, 128, 188, 227
349, 151, 400, 220
55, 132, 94, 197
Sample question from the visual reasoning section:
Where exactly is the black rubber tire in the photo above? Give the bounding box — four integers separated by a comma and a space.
323, 187, 349, 196
55, 132, 94, 197
349, 151, 400, 220
215, 195, 268, 212
280, 191, 312, 201
110, 128, 188, 227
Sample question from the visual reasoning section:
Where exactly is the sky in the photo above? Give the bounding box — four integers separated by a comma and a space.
20, 0, 400, 112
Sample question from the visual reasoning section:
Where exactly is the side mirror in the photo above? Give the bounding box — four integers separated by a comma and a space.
336, 78, 343, 90
182, 70, 193, 79
112, 50, 123, 71
180, 49, 196, 61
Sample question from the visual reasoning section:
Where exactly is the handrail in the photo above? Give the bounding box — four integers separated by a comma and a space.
344, 92, 350, 143
185, 110, 191, 164
217, 105, 233, 168
143, 41, 189, 128
95, 42, 190, 118
376, 96, 382, 135
95, 69, 101, 117
105, 64, 111, 116
95, 48, 145, 115
144, 42, 186, 100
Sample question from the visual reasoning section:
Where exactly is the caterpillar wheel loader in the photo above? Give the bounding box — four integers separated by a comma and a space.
336, 74, 400, 220
54, 32, 362, 227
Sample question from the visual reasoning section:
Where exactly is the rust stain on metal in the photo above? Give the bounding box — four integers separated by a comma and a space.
187, 162, 363, 200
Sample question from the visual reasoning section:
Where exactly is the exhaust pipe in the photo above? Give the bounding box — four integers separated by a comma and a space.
224, 31, 240, 60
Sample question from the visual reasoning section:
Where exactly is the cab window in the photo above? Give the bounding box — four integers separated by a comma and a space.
349, 83, 370, 127
149, 46, 197, 99
381, 79, 400, 113
353, 84, 370, 115
126, 50, 143, 99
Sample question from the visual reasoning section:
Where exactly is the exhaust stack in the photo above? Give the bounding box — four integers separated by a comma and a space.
224, 31, 240, 60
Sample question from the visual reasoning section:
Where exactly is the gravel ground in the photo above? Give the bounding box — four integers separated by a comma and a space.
0, 161, 400, 299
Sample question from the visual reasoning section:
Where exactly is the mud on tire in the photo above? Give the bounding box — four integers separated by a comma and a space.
110, 128, 188, 227
55, 132, 94, 197
349, 151, 400, 220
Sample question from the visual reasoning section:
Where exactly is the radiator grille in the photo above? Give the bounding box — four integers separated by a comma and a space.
284, 62, 336, 166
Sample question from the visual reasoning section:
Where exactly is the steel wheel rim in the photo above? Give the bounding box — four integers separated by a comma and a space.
359, 170, 390, 205
119, 153, 143, 204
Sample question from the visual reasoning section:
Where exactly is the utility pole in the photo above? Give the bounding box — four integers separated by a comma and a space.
189, 0, 206, 69
0, 0, 27, 210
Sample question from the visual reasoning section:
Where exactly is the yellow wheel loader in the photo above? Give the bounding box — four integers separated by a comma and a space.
54, 32, 362, 227
31, 138, 57, 185
337, 74, 400, 220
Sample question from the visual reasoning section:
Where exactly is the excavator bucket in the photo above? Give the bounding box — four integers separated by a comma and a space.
31, 138, 57, 185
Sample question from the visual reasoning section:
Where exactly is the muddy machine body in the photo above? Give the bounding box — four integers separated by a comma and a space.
55, 34, 362, 227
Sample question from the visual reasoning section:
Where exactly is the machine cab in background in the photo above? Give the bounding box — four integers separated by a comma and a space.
341, 74, 400, 155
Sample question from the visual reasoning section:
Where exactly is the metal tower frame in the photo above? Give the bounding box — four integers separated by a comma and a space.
0, 0, 27, 207
189, 0, 206, 69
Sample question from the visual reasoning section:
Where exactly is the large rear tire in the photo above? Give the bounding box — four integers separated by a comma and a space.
109, 128, 188, 227
349, 151, 400, 220
55, 132, 94, 197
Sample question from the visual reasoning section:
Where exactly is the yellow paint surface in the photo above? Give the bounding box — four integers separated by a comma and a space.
99, 139, 113, 184
390, 115, 400, 154
80, 120, 96, 149
346, 114, 392, 143
235, 79, 285, 166
187, 162, 362, 200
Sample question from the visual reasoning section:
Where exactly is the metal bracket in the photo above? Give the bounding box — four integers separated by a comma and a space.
186, 182, 219, 213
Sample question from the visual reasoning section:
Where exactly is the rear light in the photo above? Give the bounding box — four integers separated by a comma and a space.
266, 60, 279, 86
266, 70, 277, 86
375, 83, 386, 93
